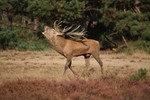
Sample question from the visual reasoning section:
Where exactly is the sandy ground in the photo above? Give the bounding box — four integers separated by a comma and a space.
0, 50, 150, 83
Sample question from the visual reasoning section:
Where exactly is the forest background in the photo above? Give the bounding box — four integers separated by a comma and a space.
0, 0, 150, 53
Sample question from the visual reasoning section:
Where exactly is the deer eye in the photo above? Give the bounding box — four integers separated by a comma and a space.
52, 29, 56, 34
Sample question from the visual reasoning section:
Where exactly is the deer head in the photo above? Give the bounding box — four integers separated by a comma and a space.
43, 20, 87, 40
42, 26, 59, 40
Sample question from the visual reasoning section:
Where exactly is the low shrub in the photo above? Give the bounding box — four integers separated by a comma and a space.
130, 68, 148, 81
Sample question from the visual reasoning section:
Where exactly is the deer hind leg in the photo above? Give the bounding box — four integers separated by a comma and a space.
84, 54, 91, 68
92, 53, 103, 75
82, 54, 91, 76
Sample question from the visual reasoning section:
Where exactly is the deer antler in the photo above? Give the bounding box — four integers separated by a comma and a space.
63, 26, 87, 39
63, 25, 86, 36
53, 20, 87, 39
69, 25, 81, 33
67, 28, 86, 36
62, 25, 73, 33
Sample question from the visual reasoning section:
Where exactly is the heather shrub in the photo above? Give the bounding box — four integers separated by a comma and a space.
0, 78, 150, 100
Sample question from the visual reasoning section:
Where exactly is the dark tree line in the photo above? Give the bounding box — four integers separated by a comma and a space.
0, 0, 150, 51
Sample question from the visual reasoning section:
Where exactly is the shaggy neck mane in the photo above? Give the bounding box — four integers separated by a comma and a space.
57, 35, 85, 42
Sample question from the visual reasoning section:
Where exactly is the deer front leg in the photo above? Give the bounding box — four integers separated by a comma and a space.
64, 59, 78, 76
64, 59, 71, 75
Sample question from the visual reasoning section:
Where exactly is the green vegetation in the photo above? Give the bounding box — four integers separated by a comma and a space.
0, 0, 150, 52
118, 40, 150, 54
130, 68, 148, 81
0, 28, 50, 50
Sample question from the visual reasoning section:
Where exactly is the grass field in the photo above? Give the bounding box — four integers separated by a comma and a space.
0, 50, 150, 100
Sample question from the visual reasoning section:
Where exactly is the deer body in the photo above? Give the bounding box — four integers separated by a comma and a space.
43, 25, 103, 75
53, 36, 99, 57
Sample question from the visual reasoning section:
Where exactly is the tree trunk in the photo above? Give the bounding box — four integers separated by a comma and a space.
34, 17, 39, 31
121, 35, 128, 47
1, 11, 10, 28
134, 6, 141, 13
21, 16, 28, 28
103, 34, 118, 49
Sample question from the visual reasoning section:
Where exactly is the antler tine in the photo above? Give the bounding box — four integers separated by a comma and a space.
67, 27, 86, 35
79, 28, 87, 34
66, 25, 81, 35
53, 20, 57, 29
62, 26, 68, 33
53, 20, 62, 32
70, 25, 81, 33
67, 31, 84, 36
57, 21, 62, 27
62, 25, 73, 33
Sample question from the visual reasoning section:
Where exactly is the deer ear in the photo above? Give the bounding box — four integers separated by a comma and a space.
53, 29, 60, 35
44, 26, 49, 31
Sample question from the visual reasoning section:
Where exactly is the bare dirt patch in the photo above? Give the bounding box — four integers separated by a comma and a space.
0, 50, 150, 82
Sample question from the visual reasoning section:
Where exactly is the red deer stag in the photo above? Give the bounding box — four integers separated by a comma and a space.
42, 21, 103, 75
